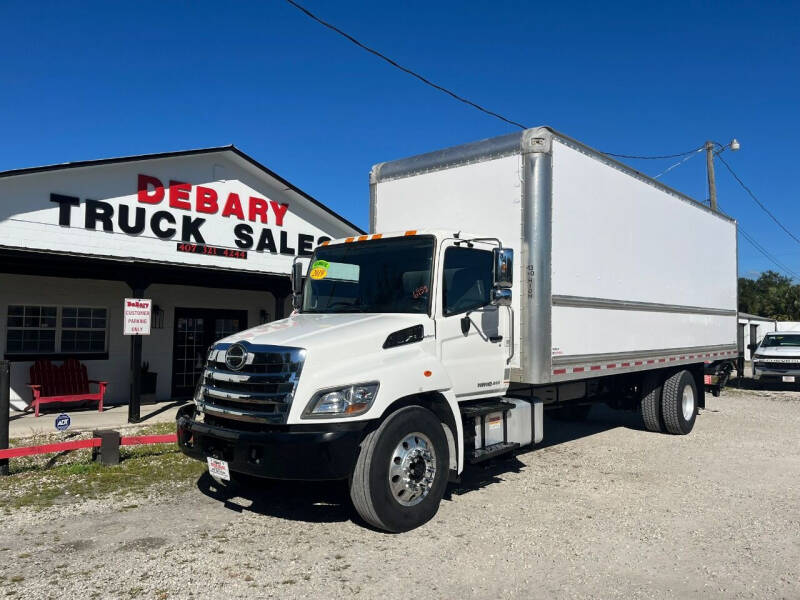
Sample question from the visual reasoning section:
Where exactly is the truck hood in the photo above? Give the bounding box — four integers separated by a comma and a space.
218, 312, 428, 352
754, 346, 800, 358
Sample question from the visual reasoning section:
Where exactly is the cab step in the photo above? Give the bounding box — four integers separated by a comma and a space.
469, 441, 520, 464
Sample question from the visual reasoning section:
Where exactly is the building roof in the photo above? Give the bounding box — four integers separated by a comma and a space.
0, 145, 365, 234
739, 312, 776, 322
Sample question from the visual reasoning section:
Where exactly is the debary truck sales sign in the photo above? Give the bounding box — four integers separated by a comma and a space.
0, 149, 358, 275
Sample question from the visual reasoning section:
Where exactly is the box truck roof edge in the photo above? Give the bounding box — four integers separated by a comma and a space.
369, 126, 736, 228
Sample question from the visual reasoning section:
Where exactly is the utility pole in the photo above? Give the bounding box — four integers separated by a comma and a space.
705, 141, 718, 211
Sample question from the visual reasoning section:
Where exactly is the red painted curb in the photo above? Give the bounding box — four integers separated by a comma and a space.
120, 434, 177, 446
0, 438, 101, 459
0, 433, 178, 460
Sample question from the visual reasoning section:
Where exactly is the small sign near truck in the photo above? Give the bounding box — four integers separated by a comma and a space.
123, 298, 152, 335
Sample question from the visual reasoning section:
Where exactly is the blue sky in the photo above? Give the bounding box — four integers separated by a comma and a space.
2, 0, 798, 279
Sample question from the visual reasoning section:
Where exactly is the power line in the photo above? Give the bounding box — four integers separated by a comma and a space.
283, 0, 528, 130
653, 147, 704, 179
284, 1, 720, 164
601, 146, 705, 160
717, 153, 800, 247
737, 224, 800, 280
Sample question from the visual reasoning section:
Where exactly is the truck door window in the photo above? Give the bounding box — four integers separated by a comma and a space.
442, 246, 493, 316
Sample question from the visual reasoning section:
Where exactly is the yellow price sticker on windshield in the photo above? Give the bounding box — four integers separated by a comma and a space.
309, 260, 329, 280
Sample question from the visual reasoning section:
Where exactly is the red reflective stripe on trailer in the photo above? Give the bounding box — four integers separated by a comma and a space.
658, 358, 666, 363
590, 365, 601, 371
573, 367, 585, 373
607, 363, 617, 368
646, 360, 655, 364
357, 235, 368, 242
553, 368, 567, 375
621, 362, 631, 367
0, 438, 101, 459
635, 361, 643, 366
120, 434, 177, 446
679, 356, 686, 360
669, 357, 677, 361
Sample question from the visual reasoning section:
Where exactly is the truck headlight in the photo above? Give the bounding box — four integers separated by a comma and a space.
303, 383, 379, 418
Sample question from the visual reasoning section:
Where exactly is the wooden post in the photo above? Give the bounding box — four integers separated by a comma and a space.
127, 283, 148, 424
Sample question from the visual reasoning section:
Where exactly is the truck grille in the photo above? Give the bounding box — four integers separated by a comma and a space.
195, 342, 305, 426
756, 361, 800, 371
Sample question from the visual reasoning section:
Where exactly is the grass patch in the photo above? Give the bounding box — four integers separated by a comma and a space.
0, 434, 205, 510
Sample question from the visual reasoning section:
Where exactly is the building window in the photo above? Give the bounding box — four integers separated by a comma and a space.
6, 306, 57, 354
5, 305, 108, 356
61, 307, 108, 353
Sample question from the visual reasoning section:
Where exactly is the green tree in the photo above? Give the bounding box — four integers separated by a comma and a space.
738, 271, 800, 320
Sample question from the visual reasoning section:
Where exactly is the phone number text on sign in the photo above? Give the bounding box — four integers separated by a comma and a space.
176, 243, 247, 260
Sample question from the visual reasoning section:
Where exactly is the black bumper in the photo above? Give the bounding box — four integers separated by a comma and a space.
176, 405, 367, 481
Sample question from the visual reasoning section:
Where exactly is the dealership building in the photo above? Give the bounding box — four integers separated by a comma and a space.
0, 146, 361, 411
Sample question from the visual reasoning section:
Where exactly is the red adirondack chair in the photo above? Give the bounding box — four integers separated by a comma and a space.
27, 359, 107, 417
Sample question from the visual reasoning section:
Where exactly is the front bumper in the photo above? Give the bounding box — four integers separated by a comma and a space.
752, 364, 800, 381
176, 404, 368, 480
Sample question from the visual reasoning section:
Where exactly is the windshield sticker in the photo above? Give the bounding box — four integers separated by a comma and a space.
309, 259, 329, 280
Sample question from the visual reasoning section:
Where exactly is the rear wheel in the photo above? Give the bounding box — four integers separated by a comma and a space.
661, 370, 698, 435
349, 406, 449, 532
640, 373, 664, 432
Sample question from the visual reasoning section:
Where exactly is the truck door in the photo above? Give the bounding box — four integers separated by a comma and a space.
436, 241, 508, 399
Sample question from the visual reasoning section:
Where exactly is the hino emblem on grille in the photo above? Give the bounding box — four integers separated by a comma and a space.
225, 343, 248, 371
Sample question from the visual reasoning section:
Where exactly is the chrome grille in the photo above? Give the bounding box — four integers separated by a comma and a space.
196, 342, 305, 425
756, 361, 800, 371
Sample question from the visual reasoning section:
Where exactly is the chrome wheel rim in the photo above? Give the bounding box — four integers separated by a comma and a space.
388, 432, 436, 506
682, 385, 695, 421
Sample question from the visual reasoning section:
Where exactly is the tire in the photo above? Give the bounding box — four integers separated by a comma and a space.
661, 370, 698, 435
550, 404, 592, 421
640, 373, 664, 432
349, 405, 449, 533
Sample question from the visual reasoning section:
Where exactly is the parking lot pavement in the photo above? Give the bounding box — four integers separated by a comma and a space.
7, 400, 187, 438
1, 388, 799, 599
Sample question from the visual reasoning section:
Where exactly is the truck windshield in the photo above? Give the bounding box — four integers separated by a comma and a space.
302, 236, 434, 314
760, 334, 800, 347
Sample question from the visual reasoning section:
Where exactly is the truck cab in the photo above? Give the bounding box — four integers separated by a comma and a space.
177, 230, 522, 532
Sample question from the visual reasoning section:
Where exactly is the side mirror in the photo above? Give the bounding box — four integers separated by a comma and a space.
493, 247, 513, 288
291, 261, 304, 307
491, 287, 512, 307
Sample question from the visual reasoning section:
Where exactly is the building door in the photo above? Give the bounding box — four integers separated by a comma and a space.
171, 307, 248, 398
748, 323, 760, 360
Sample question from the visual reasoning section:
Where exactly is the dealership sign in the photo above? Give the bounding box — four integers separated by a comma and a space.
50, 174, 329, 257
0, 150, 356, 275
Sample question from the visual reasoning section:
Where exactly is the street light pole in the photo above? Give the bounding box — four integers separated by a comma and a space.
706, 141, 718, 211
705, 139, 740, 212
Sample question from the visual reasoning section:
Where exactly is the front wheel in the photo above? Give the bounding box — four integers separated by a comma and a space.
349, 406, 449, 532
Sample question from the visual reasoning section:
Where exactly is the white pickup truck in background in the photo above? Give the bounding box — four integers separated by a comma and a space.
752, 331, 800, 385
177, 127, 738, 532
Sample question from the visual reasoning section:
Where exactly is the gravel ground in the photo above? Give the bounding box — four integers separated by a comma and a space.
1, 388, 798, 600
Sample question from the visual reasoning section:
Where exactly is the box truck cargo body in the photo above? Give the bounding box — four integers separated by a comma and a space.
178, 127, 738, 532
370, 127, 738, 385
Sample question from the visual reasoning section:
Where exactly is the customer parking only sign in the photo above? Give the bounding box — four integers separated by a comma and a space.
123, 298, 152, 335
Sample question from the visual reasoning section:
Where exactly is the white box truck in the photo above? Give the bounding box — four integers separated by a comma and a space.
177, 127, 738, 532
